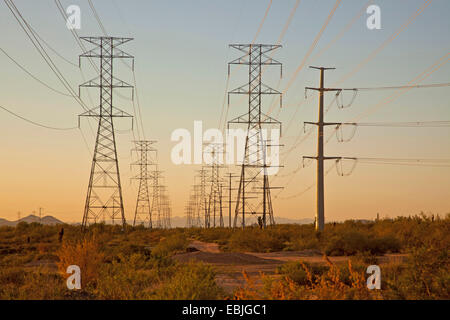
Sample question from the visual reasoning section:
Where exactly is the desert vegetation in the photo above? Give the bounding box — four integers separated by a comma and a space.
0, 213, 448, 300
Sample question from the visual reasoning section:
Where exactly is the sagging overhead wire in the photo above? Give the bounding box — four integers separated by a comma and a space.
333, 0, 434, 87
54, 0, 97, 74
0, 104, 78, 131
220, 0, 277, 131
338, 157, 450, 169
325, 53, 450, 145
86, 0, 144, 141
352, 121, 450, 128
280, 0, 434, 143
274, 162, 336, 200
4, 0, 89, 113
87, 0, 108, 36
336, 89, 358, 109
281, 0, 342, 96
281, 93, 338, 157
3, 0, 100, 151
266, 0, 342, 121
310, 0, 374, 63
335, 158, 358, 176
333, 82, 450, 109
338, 120, 450, 128
26, 23, 79, 67
0, 46, 72, 97
334, 123, 358, 143
342, 82, 450, 92
273, 0, 373, 125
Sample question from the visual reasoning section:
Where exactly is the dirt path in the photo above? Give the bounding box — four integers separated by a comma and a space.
188, 240, 221, 253
175, 240, 408, 294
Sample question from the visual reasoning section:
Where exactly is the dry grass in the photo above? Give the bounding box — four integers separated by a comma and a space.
56, 236, 104, 288
0, 214, 448, 300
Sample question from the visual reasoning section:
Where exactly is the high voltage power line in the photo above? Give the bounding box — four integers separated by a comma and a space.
0, 47, 72, 97
279, 0, 434, 137
84, 0, 146, 141
2, 1, 449, 231
219, 0, 276, 131
341, 82, 450, 92
4, 0, 89, 112
3, 0, 100, 148
0, 104, 78, 131
335, 0, 434, 87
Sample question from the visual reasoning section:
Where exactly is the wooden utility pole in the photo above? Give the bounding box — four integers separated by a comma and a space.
304, 66, 341, 232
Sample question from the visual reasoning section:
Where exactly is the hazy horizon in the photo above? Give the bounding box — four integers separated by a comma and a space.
1, 0, 449, 224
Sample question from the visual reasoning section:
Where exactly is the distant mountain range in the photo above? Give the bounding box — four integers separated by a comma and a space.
170, 215, 314, 228
0, 215, 64, 227
0, 214, 313, 228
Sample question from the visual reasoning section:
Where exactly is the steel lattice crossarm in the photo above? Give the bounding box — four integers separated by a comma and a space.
228, 44, 283, 110
79, 37, 134, 63
228, 44, 282, 67
228, 112, 281, 132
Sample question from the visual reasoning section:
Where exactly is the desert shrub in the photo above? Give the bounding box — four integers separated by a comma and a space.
277, 262, 308, 286
228, 227, 287, 252
0, 267, 66, 300
154, 262, 223, 299
0, 253, 35, 267
94, 253, 162, 299
189, 227, 234, 244
276, 261, 328, 286
324, 231, 400, 256
384, 244, 450, 299
351, 251, 379, 265
151, 233, 188, 256
236, 258, 381, 300
56, 236, 104, 288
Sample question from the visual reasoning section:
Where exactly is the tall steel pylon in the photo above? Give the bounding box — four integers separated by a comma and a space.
186, 167, 207, 228
185, 167, 209, 228
79, 37, 134, 229
196, 167, 209, 228
227, 44, 283, 229
304, 66, 342, 232
205, 143, 225, 228
159, 185, 172, 228
151, 168, 163, 228
131, 140, 157, 228
149, 161, 171, 229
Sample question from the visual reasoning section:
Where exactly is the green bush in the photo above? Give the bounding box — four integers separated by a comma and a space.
277, 261, 328, 285
94, 253, 162, 299
154, 262, 223, 299
151, 233, 188, 256
228, 227, 287, 252
324, 231, 400, 256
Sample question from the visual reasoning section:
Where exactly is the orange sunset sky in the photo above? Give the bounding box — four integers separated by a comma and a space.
0, 0, 449, 223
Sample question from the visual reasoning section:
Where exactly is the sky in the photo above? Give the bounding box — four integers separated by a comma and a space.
0, 0, 449, 224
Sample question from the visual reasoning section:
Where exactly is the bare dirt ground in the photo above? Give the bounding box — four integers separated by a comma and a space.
174, 240, 408, 294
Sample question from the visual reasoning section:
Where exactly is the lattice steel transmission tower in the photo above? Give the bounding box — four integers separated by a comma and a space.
150, 168, 163, 228
195, 167, 209, 228
185, 167, 209, 228
79, 37, 134, 229
185, 193, 196, 228
131, 141, 157, 228
227, 44, 282, 229
159, 185, 172, 228
205, 144, 226, 228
